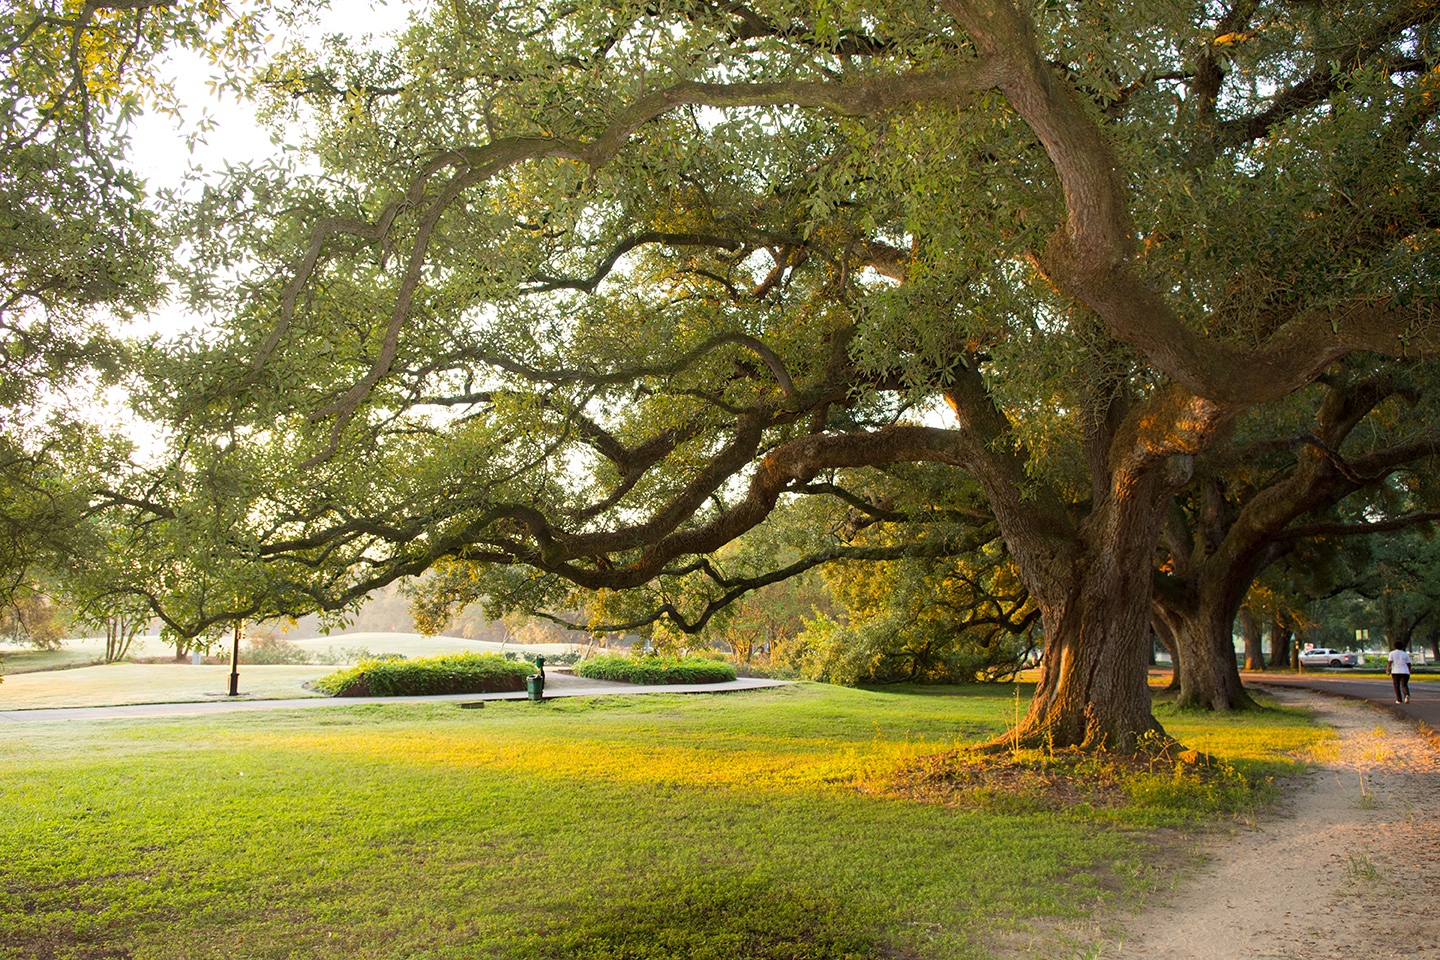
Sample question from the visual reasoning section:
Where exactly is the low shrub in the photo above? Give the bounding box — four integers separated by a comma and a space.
574, 654, 737, 685
312, 652, 533, 697
501, 650, 585, 666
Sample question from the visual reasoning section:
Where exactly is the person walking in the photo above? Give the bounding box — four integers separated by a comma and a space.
1388, 641, 1412, 704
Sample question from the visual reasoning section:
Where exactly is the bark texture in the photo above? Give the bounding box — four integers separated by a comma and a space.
1241, 606, 1265, 671
1010, 488, 1170, 750
1157, 583, 1257, 712
1269, 615, 1294, 669
944, 369, 1200, 750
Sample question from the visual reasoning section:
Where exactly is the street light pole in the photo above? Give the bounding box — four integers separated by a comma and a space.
228, 621, 241, 696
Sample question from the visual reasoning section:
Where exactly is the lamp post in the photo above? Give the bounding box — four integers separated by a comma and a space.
227, 620, 242, 697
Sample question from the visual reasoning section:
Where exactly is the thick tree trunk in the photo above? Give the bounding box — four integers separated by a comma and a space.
943, 366, 1186, 754
1010, 583, 1162, 750
1240, 606, 1265, 671
1004, 488, 1169, 752
1160, 576, 1257, 711
1173, 613, 1254, 709
1268, 615, 1292, 668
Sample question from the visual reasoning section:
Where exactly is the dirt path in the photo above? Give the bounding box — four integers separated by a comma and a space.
1112, 689, 1440, 959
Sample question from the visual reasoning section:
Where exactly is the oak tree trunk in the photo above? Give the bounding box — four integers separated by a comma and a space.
1154, 564, 1255, 709
1268, 616, 1292, 669
1240, 606, 1265, 671
1004, 487, 1169, 752
945, 369, 1190, 753
1166, 592, 1256, 711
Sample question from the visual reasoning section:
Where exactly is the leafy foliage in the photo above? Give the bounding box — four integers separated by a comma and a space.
97, 0, 1440, 747
0, 2, 271, 606
796, 517, 1036, 685
574, 654, 737, 685
311, 651, 531, 697
0, 578, 66, 649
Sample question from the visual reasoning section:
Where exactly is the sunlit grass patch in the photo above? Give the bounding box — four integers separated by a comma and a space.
861, 688, 1326, 827
864, 743, 1282, 827
0, 682, 1329, 960
1152, 690, 1332, 773
222, 686, 1007, 793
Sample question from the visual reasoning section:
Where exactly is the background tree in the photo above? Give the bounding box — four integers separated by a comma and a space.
1313, 523, 1440, 657
0, 577, 67, 648
1155, 361, 1440, 708
717, 571, 829, 668
798, 543, 1038, 685
0, 2, 269, 603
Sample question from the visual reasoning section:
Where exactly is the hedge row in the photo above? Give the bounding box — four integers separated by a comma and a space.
574, 655, 737, 685
312, 652, 534, 697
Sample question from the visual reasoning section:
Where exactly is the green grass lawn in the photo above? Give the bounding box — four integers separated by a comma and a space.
0, 645, 104, 674
0, 662, 331, 709
0, 633, 589, 710
0, 684, 1327, 960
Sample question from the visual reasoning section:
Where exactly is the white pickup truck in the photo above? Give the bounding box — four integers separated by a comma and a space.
1298, 647, 1360, 668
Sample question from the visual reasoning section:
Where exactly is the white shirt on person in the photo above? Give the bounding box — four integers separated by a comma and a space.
1388, 649, 1412, 675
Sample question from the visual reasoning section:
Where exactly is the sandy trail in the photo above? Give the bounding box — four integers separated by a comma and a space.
1113, 689, 1440, 959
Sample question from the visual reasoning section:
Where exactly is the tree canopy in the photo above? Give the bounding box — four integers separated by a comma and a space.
98, 0, 1440, 749
0, 1, 271, 605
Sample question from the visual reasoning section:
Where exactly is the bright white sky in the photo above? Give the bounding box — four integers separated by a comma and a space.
125, 2, 414, 335
76, 3, 415, 451
131, 2, 413, 180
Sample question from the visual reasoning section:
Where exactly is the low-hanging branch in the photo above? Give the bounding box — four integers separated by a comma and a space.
519, 231, 743, 294
257, 64, 1002, 457
532, 534, 999, 635
440, 330, 804, 401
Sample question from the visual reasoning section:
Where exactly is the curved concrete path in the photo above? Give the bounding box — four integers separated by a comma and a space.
0, 673, 791, 724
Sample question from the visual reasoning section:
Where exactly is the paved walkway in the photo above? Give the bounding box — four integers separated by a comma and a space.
0, 673, 791, 724
1245, 671, 1440, 733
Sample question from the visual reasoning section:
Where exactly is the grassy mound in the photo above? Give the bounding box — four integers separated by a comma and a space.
575, 654, 737, 685
312, 652, 533, 697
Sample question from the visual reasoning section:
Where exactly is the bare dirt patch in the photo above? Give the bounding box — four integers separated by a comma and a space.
1106, 689, 1440, 959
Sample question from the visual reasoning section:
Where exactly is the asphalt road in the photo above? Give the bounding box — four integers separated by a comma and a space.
0, 674, 791, 724
1245, 672, 1440, 731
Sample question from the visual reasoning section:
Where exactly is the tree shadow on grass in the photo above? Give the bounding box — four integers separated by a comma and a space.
505, 874, 898, 960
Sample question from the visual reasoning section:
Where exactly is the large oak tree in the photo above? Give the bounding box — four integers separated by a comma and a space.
120, 0, 1440, 749
1156, 359, 1440, 709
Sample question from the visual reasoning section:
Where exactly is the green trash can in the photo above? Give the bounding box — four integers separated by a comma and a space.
526, 674, 545, 701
